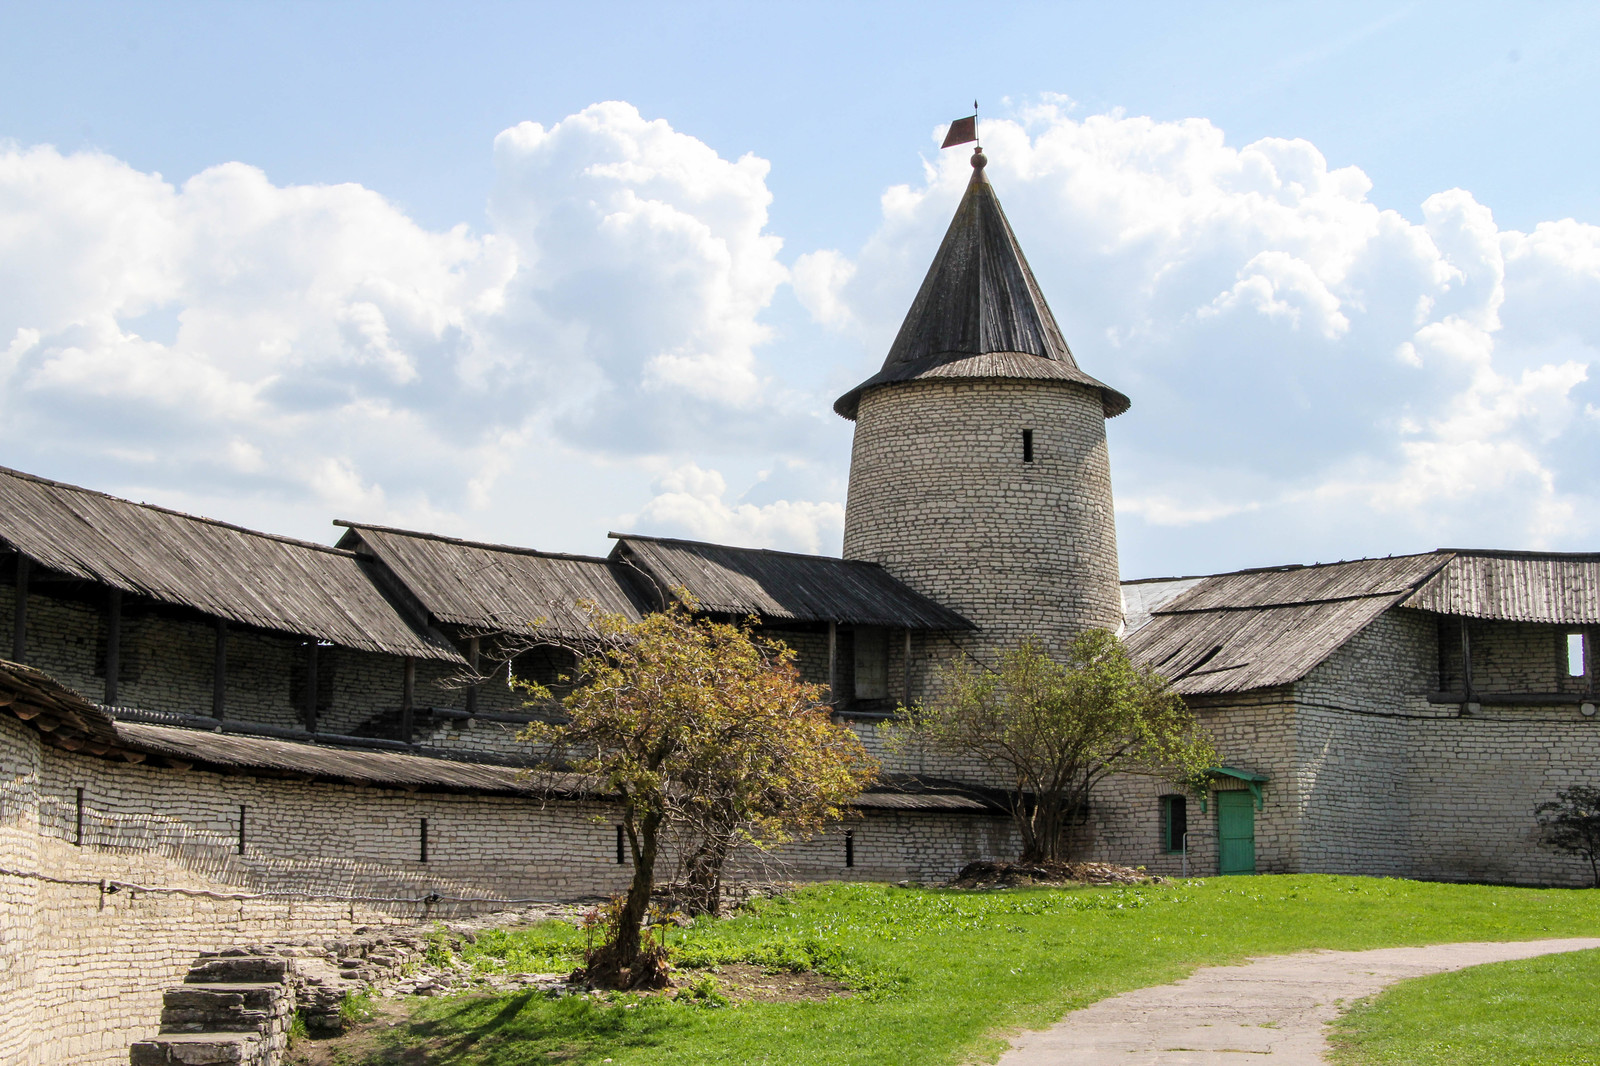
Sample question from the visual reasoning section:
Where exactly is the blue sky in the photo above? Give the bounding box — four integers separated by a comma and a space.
1, 1, 1597, 578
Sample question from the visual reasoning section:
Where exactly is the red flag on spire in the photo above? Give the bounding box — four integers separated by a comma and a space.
941, 115, 977, 148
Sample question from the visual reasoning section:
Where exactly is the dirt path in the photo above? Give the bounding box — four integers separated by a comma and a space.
996, 937, 1600, 1065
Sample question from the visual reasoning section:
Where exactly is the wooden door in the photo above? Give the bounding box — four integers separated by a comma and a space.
1217, 791, 1256, 875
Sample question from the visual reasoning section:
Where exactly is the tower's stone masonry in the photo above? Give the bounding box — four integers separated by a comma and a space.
844, 378, 1122, 661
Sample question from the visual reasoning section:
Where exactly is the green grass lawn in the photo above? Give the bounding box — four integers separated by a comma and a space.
328, 875, 1600, 1066
1327, 946, 1600, 1066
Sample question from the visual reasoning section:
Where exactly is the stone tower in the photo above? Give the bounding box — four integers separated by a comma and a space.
836, 147, 1129, 659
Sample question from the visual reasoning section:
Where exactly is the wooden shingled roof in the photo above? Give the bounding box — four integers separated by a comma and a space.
0, 466, 461, 662
1, 660, 992, 812
1402, 550, 1600, 624
1124, 553, 1451, 696
335, 522, 648, 639
609, 533, 973, 630
833, 155, 1129, 421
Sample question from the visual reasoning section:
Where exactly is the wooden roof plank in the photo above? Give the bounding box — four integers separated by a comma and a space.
0, 466, 461, 661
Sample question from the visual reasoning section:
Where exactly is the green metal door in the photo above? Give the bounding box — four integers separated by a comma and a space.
1217, 791, 1256, 875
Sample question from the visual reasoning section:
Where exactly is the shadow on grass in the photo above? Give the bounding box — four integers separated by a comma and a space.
366, 991, 678, 1066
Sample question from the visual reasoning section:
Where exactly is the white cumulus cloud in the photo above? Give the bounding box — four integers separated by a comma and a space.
798, 101, 1600, 574
0, 103, 838, 553
628, 463, 844, 555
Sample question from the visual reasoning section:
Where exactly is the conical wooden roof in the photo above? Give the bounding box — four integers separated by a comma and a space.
834, 152, 1130, 420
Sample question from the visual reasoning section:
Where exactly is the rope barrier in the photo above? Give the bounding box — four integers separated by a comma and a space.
0, 864, 562, 907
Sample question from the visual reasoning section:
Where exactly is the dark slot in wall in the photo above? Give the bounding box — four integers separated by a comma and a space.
74, 787, 84, 847
238, 804, 246, 855
615, 825, 626, 865
419, 817, 429, 863
844, 829, 855, 868
1021, 428, 1034, 463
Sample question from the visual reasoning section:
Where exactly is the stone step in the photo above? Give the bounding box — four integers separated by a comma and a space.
164, 983, 286, 1011
185, 957, 290, 984
129, 1030, 263, 1066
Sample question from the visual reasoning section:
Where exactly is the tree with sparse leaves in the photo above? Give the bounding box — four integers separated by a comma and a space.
1536, 785, 1600, 887
898, 629, 1216, 864
521, 603, 876, 987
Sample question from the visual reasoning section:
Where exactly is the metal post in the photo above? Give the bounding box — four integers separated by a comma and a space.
12, 555, 28, 663
104, 589, 122, 706
212, 619, 228, 718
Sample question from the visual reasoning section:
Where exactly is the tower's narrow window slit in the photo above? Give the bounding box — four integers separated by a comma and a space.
1021, 428, 1034, 463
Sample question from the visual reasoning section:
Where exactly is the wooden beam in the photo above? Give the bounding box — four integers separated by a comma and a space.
827, 622, 838, 707
903, 628, 912, 704
305, 642, 319, 734
402, 656, 416, 740
104, 588, 122, 706
1580, 624, 1593, 697
11, 554, 28, 663
465, 636, 480, 715
1460, 618, 1474, 706
212, 619, 228, 718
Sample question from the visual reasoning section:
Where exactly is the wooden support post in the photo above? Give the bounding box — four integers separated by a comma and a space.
1460, 618, 1474, 708
103, 589, 122, 706
903, 628, 913, 704
827, 622, 838, 708
402, 656, 416, 741
12, 555, 29, 663
465, 636, 480, 715
1585, 625, 1596, 696
212, 619, 228, 719
305, 642, 319, 734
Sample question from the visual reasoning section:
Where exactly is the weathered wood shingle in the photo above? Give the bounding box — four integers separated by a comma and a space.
1402, 550, 1600, 624
336, 523, 648, 639
834, 157, 1129, 421
0, 466, 460, 661
611, 533, 972, 630
1125, 550, 1600, 696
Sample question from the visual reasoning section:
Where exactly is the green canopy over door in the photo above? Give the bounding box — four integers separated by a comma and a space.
1217, 790, 1256, 875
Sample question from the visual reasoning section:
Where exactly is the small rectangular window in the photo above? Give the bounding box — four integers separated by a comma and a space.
1568, 632, 1588, 678
1021, 428, 1034, 463
1160, 795, 1187, 854
845, 829, 855, 868
616, 825, 626, 865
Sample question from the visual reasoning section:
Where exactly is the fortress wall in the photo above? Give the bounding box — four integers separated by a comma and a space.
1402, 712, 1600, 885
1284, 609, 1439, 877
0, 710, 1009, 1065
